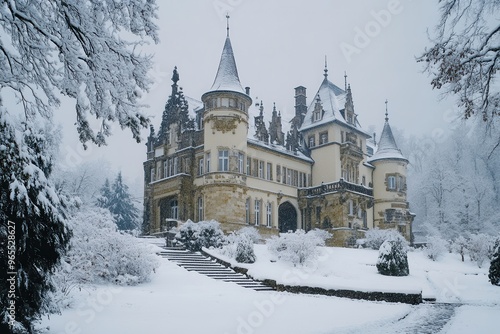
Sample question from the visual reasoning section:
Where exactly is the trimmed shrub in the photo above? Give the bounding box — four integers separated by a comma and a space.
175, 220, 226, 251
235, 235, 256, 264
376, 239, 409, 276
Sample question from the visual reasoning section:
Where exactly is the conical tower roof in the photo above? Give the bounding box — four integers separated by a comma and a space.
208, 36, 246, 95
368, 111, 407, 163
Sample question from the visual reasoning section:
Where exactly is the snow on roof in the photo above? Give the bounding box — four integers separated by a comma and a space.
299, 77, 345, 131
368, 121, 408, 163
247, 138, 313, 163
207, 37, 246, 95
299, 77, 369, 137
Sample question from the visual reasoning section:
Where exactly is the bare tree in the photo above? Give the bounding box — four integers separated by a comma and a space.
419, 0, 500, 128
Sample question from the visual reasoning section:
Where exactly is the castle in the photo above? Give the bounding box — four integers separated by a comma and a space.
143, 27, 414, 246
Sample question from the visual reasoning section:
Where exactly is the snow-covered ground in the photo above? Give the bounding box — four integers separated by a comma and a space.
39, 239, 499, 334
208, 244, 500, 305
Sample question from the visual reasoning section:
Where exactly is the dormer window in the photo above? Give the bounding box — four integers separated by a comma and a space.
312, 96, 323, 122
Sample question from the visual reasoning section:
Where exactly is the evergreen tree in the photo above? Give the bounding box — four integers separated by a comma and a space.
107, 173, 139, 231
376, 239, 409, 277
96, 178, 112, 208
0, 115, 71, 333
489, 241, 500, 286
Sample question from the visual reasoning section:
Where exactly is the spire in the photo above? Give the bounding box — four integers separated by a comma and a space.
368, 101, 407, 163
209, 25, 246, 94
324, 55, 328, 79
344, 71, 348, 91
385, 99, 389, 122
226, 13, 230, 37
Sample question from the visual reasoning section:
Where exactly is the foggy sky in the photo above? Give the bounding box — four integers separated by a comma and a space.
52, 0, 456, 193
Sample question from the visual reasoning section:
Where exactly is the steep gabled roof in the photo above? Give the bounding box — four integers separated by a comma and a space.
368, 121, 408, 163
299, 76, 345, 131
208, 36, 246, 95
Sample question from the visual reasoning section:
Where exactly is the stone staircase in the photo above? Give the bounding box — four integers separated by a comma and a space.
159, 248, 274, 292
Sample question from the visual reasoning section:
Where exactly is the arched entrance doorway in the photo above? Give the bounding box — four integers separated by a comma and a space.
278, 201, 297, 233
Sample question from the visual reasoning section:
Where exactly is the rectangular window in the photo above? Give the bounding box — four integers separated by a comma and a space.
164, 160, 168, 179
198, 158, 204, 176
276, 165, 281, 182
218, 150, 229, 171
266, 163, 273, 181
245, 198, 251, 224
253, 159, 259, 177
206, 152, 211, 173
198, 197, 204, 221
319, 132, 328, 145
246, 157, 251, 175
387, 175, 396, 190
287, 169, 292, 185
293, 170, 298, 186
308, 135, 315, 148
266, 202, 272, 227
299, 172, 304, 187
282, 167, 287, 183
171, 200, 179, 219
150, 168, 155, 183
258, 161, 264, 178
238, 153, 244, 173
173, 157, 178, 175
254, 200, 261, 225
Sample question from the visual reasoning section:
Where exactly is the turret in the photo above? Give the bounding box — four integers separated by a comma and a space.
368, 101, 413, 241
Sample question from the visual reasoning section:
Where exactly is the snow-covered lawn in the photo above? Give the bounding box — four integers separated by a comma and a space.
39, 239, 499, 333
207, 244, 500, 305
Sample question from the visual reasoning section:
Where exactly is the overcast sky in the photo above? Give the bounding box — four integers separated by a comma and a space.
52, 0, 457, 193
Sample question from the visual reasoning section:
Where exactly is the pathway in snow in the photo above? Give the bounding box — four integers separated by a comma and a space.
335, 302, 460, 334
158, 248, 275, 291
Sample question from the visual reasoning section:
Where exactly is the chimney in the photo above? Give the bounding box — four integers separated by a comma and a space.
294, 86, 307, 126
245, 86, 250, 95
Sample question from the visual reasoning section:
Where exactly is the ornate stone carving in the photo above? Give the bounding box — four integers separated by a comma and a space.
206, 115, 243, 134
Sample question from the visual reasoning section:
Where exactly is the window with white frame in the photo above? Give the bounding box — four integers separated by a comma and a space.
319, 131, 328, 145
348, 199, 354, 216
308, 135, 315, 148
218, 150, 229, 171
245, 198, 250, 224
173, 157, 178, 175
198, 158, 204, 176
254, 199, 261, 225
387, 175, 396, 190
198, 197, 204, 221
171, 199, 178, 219
246, 157, 251, 175
150, 168, 155, 183
258, 161, 264, 178
238, 153, 244, 173
266, 162, 272, 180
206, 152, 211, 173
164, 160, 168, 178
266, 202, 272, 227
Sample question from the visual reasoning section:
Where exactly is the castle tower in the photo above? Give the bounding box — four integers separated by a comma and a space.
368, 101, 414, 241
199, 18, 252, 226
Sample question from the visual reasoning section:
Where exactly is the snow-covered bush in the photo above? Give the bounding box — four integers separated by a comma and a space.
267, 229, 332, 266
364, 228, 408, 250
489, 240, 500, 286
52, 206, 159, 304
175, 220, 226, 251
235, 235, 256, 264
237, 226, 262, 243
376, 239, 409, 276
468, 233, 495, 268
424, 235, 447, 261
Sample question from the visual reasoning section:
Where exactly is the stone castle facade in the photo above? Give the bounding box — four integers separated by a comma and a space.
143, 30, 414, 246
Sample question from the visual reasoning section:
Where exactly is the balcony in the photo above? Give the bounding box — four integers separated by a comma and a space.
298, 178, 373, 198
